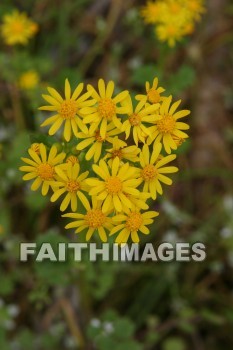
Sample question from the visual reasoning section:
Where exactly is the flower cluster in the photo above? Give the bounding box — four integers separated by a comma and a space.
1, 10, 38, 46
20, 78, 190, 243
141, 0, 205, 46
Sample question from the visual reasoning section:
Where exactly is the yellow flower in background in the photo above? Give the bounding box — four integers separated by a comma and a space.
156, 22, 184, 47
104, 137, 140, 165
148, 96, 190, 154
51, 163, 89, 212
138, 143, 178, 200
80, 79, 129, 139
63, 197, 112, 242
121, 96, 160, 146
1, 10, 38, 45
39, 79, 93, 142
185, 0, 206, 21
136, 77, 165, 105
76, 123, 123, 164
140, 0, 206, 46
19, 143, 65, 196
18, 70, 39, 90
85, 157, 141, 213
110, 210, 159, 243
140, 1, 163, 24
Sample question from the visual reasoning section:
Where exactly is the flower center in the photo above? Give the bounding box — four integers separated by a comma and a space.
141, 164, 157, 181
189, 1, 200, 11
98, 98, 116, 120
111, 149, 123, 159
105, 176, 122, 194
129, 113, 141, 126
37, 163, 54, 180
66, 180, 80, 193
84, 209, 106, 228
60, 100, 77, 119
95, 130, 105, 142
66, 156, 79, 165
126, 212, 143, 231
147, 88, 160, 104
157, 115, 175, 134
166, 25, 177, 36
12, 21, 24, 33
170, 3, 181, 13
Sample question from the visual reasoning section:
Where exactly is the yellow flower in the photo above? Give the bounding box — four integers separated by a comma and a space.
19, 143, 66, 196
138, 143, 178, 200
121, 191, 151, 212
185, 0, 205, 21
172, 135, 185, 147
18, 70, 39, 90
121, 96, 160, 146
1, 10, 38, 46
135, 77, 165, 104
66, 155, 79, 165
76, 123, 123, 163
63, 197, 112, 242
110, 210, 159, 243
39, 79, 93, 142
156, 22, 184, 47
30, 143, 41, 155
105, 137, 140, 165
140, 1, 163, 24
51, 163, 89, 212
80, 79, 129, 139
148, 96, 190, 154
140, 0, 205, 46
85, 157, 141, 213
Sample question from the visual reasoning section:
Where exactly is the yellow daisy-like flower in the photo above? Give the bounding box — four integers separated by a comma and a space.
156, 22, 184, 47
66, 155, 79, 165
76, 123, 123, 164
121, 192, 151, 212
19, 144, 65, 196
172, 135, 185, 147
80, 79, 129, 139
121, 96, 160, 146
110, 209, 159, 243
51, 162, 89, 212
39, 79, 93, 142
85, 157, 141, 213
1, 10, 38, 46
63, 197, 112, 242
138, 143, 178, 200
105, 137, 140, 166
185, 0, 205, 21
18, 70, 39, 90
135, 77, 165, 105
140, 1, 163, 24
30, 143, 41, 155
148, 96, 190, 154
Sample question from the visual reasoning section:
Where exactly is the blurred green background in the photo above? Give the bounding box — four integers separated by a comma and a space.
0, 0, 233, 349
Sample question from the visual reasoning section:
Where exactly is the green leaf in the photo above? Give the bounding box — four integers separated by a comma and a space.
167, 64, 195, 95
114, 318, 135, 339
131, 65, 163, 87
